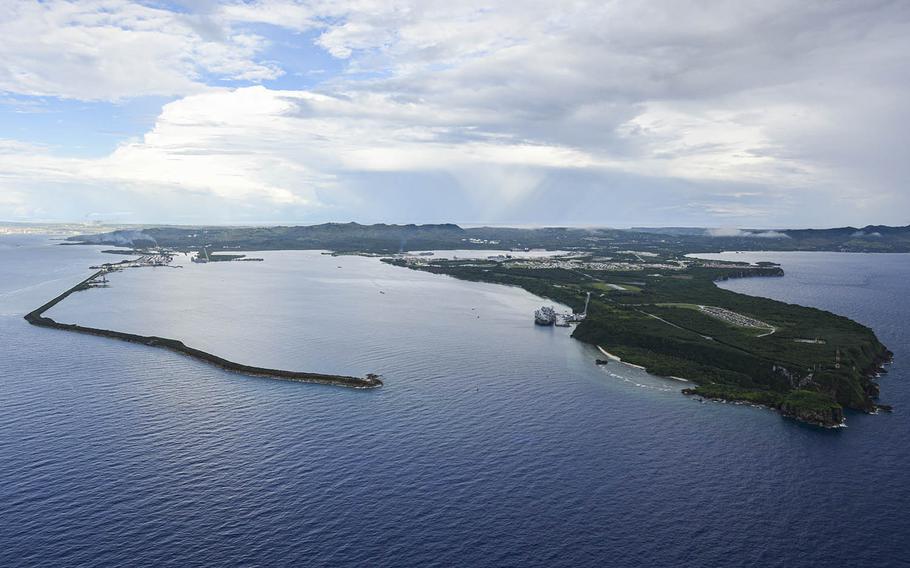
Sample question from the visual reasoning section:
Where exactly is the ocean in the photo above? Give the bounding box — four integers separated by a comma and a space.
2, 237, 908, 567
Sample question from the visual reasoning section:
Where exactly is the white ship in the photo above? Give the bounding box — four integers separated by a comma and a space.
535, 293, 590, 327
534, 306, 558, 326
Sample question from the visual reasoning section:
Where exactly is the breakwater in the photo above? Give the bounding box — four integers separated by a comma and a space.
24, 270, 383, 389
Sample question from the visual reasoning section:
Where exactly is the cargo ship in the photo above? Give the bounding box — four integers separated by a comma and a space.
534, 306, 558, 325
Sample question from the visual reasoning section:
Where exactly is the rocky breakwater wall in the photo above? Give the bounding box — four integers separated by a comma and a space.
24, 271, 383, 389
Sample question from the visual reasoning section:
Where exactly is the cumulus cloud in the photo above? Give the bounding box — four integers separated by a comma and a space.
1, 0, 909, 225
0, 86, 599, 215
0, 0, 282, 100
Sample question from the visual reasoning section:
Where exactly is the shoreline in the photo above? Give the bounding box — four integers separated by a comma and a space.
684, 391, 849, 429
596, 346, 647, 371
24, 270, 383, 389
597, 346, 688, 381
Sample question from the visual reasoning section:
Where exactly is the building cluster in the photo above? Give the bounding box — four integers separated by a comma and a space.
462, 238, 501, 245
695, 261, 753, 269
91, 252, 174, 271
698, 305, 772, 330
507, 258, 686, 272
394, 254, 690, 272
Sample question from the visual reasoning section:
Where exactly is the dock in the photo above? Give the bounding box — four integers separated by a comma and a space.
24, 269, 382, 389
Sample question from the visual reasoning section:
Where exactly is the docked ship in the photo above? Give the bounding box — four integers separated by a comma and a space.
535, 293, 590, 327
534, 306, 558, 326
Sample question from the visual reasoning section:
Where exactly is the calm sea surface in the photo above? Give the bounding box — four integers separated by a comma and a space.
2, 238, 908, 567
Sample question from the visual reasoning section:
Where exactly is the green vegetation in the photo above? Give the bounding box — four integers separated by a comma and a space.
683, 384, 785, 407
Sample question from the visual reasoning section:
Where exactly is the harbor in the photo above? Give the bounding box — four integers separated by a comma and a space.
91, 250, 176, 271
534, 292, 590, 327
23, 262, 383, 389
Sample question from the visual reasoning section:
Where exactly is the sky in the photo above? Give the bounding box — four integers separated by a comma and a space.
0, 0, 908, 228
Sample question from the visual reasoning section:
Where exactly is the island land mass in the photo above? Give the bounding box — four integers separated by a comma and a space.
57, 222, 903, 427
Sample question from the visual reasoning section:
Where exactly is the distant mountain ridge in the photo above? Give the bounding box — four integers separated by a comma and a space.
69, 222, 910, 253
71, 222, 470, 252
633, 224, 910, 237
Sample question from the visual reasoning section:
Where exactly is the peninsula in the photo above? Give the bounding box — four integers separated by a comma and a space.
390, 255, 891, 427
64, 222, 901, 426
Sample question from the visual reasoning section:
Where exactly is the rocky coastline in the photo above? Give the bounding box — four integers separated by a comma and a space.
681, 352, 893, 428
681, 388, 846, 428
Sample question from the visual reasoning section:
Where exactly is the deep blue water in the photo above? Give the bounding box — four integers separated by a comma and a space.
1, 238, 909, 567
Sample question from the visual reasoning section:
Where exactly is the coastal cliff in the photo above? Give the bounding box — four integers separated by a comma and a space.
681, 386, 848, 428
780, 396, 845, 428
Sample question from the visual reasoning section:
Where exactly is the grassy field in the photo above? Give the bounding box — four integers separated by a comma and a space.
591, 282, 641, 292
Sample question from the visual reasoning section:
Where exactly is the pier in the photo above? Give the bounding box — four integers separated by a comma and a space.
24, 269, 383, 389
